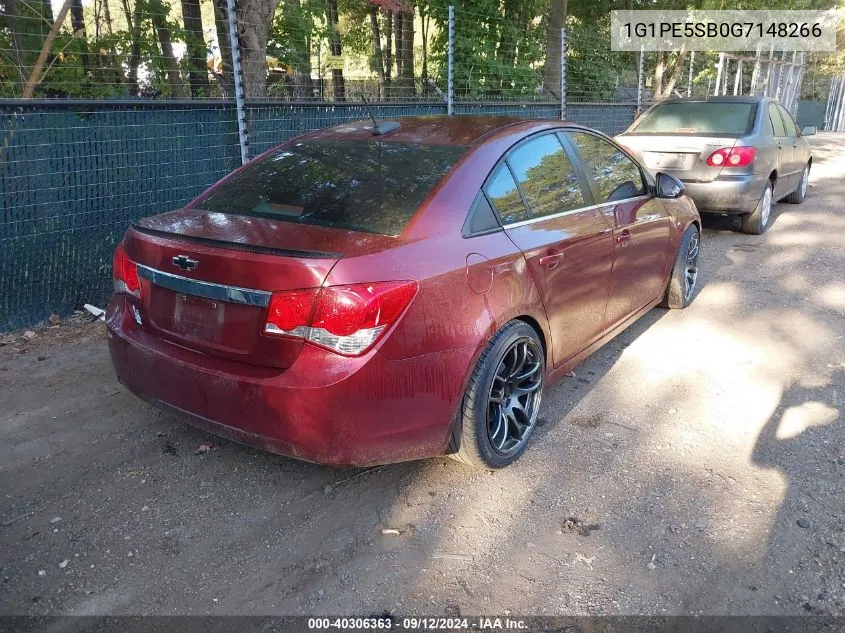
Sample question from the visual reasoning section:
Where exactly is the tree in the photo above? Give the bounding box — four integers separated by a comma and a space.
213, 0, 234, 96
121, 0, 145, 96
21, 0, 70, 97
150, 0, 185, 97
70, 0, 89, 76
653, 48, 688, 100
324, 0, 344, 100
181, 0, 209, 97
542, 0, 566, 97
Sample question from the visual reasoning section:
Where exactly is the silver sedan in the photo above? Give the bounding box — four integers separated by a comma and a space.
616, 95, 814, 234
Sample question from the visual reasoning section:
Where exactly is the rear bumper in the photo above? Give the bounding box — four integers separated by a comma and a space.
106, 296, 472, 466
681, 173, 767, 214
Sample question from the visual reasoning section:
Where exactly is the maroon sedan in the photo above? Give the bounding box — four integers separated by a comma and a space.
108, 116, 700, 469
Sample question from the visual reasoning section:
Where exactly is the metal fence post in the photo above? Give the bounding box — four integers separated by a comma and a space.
559, 27, 567, 120
835, 74, 845, 132
636, 45, 644, 116
226, 0, 249, 165
687, 51, 694, 97
750, 43, 761, 95
833, 75, 843, 131
823, 77, 837, 130
447, 5, 454, 116
714, 53, 724, 96
733, 60, 742, 96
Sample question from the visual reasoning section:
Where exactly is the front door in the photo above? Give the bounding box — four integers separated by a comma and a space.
563, 130, 672, 327
484, 133, 615, 367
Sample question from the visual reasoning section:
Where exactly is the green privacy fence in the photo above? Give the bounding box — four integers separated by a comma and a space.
0, 100, 636, 331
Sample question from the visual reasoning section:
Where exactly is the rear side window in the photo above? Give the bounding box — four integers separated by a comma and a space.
777, 104, 799, 136
768, 103, 787, 137
193, 140, 466, 236
507, 134, 586, 218
632, 102, 757, 135
485, 164, 529, 224
566, 131, 645, 203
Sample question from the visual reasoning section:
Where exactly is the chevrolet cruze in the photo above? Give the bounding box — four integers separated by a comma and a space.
108, 116, 701, 468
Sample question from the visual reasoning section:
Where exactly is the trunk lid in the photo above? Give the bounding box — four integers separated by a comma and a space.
124, 208, 395, 369
617, 134, 740, 183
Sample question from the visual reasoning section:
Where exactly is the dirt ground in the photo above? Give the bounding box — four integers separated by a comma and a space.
1, 135, 843, 618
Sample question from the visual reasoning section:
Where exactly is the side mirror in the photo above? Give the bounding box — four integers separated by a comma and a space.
801, 125, 817, 136
656, 172, 685, 199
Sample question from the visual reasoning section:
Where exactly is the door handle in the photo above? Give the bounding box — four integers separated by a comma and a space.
616, 229, 632, 246
539, 252, 564, 269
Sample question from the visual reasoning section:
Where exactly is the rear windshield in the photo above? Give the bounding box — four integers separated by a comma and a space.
193, 140, 466, 235
631, 102, 757, 135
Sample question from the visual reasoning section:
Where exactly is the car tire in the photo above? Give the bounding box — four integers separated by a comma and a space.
741, 181, 773, 235
660, 223, 700, 309
450, 320, 545, 470
785, 163, 810, 204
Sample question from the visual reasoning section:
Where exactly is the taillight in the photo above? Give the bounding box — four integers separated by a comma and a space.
264, 281, 418, 356
113, 243, 141, 298
706, 146, 757, 167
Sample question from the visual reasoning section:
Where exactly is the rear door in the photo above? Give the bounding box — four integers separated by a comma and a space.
564, 130, 672, 327
766, 102, 795, 197
489, 133, 615, 367
776, 103, 806, 191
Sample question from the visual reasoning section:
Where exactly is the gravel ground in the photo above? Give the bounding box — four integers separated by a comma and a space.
1, 134, 843, 618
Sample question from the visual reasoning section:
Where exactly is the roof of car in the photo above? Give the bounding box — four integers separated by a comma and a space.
297, 115, 572, 147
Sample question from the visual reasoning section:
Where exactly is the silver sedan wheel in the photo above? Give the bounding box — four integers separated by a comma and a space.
800, 167, 809, 198
760, 185, 772, 227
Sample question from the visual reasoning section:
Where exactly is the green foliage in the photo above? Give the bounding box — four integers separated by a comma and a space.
0, 0, 838, 102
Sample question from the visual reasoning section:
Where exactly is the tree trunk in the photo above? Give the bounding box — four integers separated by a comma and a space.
420, 4, 429, 93
400, 6, 414, 93
213, 0, 234, 97
70, 0, 89, 75
393, 10, 402, 82
656, 49, 687, 100
496, 0, 523, 92
283, 0, 313, 100
121, 0, 144, 96
21, 0, 71, 97
369, 6, 385, 82
181, 0, 209, 97
236, 0, 283, 98
150, 1, 185, 97
325, 0, 344, 101
653, 50, 667, 99
102, 0, 114, 36
383, 10, 392, 89
542, 0, 566, 97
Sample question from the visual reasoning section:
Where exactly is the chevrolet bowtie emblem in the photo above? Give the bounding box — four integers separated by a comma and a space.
172, 255, 199, 271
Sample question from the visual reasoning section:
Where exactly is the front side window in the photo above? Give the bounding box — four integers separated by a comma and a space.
193, 140, 466, 236
507, 134, 586, 219
484, 164, 529, 224
566, 131, 645, 203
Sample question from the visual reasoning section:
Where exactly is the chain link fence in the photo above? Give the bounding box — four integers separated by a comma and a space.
0, 0, 836, 329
